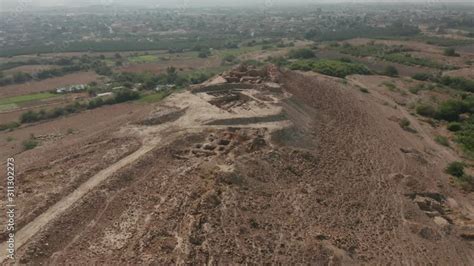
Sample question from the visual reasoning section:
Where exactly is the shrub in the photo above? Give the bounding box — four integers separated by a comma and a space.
288, 60, 313, 71
399, 118, 411, 129
434, 135, 449, 146
435, 99, 466, 121
0, 121, 20, 132
339, 57, 352, 63
383, 81, 396, 91
447, 122, 462, 132
13, 72, 32, 83
51, 107, 65, 118
64, 104, 80, 114
381, 52, 453, 70
267, 56, 288, 66
22, 138, 38, 150
114, 89, 140, 103
198, 49, 211, 58
443, 48, 459, 57
416, 103, 436, 117
445, 161, 464, 177
20, 110, 40, 123
384, 65, 399, 77
438, 76, 474, 92
222, 54, 237, 63
288, 48, 316, 59
87, 98, 105, 109
412, 72, 432, 81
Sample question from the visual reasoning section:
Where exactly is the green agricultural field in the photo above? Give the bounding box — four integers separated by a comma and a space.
0, 92, 57, 106
128, 54, 159, 63
139, 91, 172, 103
0, 103, 17, 112
0, 92, 58, 112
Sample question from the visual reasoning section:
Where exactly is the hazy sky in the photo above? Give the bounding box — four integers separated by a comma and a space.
1, 0, 472, 10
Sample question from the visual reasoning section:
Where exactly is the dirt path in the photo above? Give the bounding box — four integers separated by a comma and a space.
0, 144, 155, 263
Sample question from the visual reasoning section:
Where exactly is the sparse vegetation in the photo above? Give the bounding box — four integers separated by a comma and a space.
444, 161, 474, 191
434, 135, 450, 146
289, 59, 370, 78
384, 65, 399, 77
447, 122, 462, 132
438, 76, 474, 93
434, 99, 466, 121
443, 48, 459, 57
287, 48, 316, 59
0, 121, 20, 132
3, 4, 474, 263
411, 72, 432, 81
416, 103, 436, 117
382, 81, 397, 91
381, 53, 455, 70
20, 89, 140, 124
396, 116, 416, 132
22, 137, 38, 150
445, 161, 465, 177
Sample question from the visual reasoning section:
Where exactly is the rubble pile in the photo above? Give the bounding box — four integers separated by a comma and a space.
220, 64, 274, 84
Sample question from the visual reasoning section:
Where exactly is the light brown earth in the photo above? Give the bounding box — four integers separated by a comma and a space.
0, 65, 473, 265
0, 102, 151, 162
0, 72, 101, 98
0, 93, 88, 124
444, 68, 474, 80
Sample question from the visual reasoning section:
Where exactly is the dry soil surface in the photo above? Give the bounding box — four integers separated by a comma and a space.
1, 67, 473, 265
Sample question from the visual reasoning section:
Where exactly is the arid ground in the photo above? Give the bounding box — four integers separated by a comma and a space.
0, 64, 473, 264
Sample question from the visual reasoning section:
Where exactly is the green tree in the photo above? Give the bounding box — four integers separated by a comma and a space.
288, 48, 316, 59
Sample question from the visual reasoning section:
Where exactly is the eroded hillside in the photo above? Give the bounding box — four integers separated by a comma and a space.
1, 65, 473, 265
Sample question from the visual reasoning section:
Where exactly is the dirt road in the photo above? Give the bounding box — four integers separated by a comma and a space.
0, 144, 154, 263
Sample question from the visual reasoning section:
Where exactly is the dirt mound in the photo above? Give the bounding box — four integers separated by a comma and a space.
4, 65, 474, 265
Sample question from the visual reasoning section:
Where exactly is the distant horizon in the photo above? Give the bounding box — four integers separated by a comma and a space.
1, 0, 474, 11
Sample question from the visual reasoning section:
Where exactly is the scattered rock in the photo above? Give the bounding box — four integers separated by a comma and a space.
433, 216, 449, 228
414, 195, 444, 214
445, 198, 459, 209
